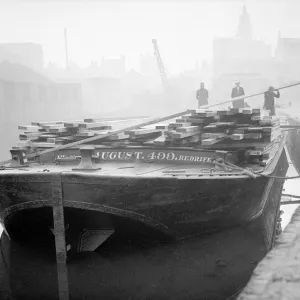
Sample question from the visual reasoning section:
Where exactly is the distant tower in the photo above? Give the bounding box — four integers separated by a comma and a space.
236, 5, 252, 40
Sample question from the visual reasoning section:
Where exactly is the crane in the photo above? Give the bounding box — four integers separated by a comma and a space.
152, 39, 169, 87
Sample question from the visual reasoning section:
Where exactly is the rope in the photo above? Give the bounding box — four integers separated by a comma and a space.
256, 173, 300, 180
282, 193, 300, 199
216, 160, 300, 180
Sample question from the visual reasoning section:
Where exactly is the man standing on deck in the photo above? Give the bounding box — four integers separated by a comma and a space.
196, 82, 209, 108
231, 81, 245, 109
263, 86, 280, 116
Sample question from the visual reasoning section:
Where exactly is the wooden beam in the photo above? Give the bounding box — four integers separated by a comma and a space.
51, 174, 69, 300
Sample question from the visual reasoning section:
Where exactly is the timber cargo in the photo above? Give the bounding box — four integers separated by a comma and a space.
0, 108, 288, 300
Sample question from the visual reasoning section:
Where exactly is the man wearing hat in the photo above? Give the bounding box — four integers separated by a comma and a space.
196, 82, 209, 108
231, 81, 245, 108
263, 86, 280, 116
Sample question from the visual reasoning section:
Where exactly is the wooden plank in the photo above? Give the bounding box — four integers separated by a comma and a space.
247, 150, 263, 156
32, 121, 63, 126
18, 125, 40, 131
47, 138, 56, 143
78, 122, 112, 129
155, 124, 169, 130
55, 137, 74, 145
16, 141, 31, 147
83, 117, 150, 123
210, 122, 236, 127
234, 127, 249, 134
64, 122, 80, 128
201, 133, 227, 139
217, 110, 235, 116
185, 118, 205, 124
165, 130, 176, 138
152, 135, 170, 146
107, 132, 130, 140
229, 108, 241, 114
231, 134, 244, 141
49, 128, 69, 133
241, 108, 253, 114
170, 122, 193, 129
172, 130, 201, 139
78, 126, 111, 132
76, 130, 111, 137
202, 137, 225, 146
30, 142, 58, 148
176, 126, 202, 133
204, 124, 217, 130
234, 127, 261, 134
172, 135, 201, 145
244, 133, 262, 139
175, 118, 191, 124
259, 119, 280, 126
262, 125, 280, 133
246, 149, 270, 157
125, 128, 161, 136
247, 127, 264, 132
42, 124, 65, 130
19, 132, 44, 140
79, 119, 143, 129
195, 109, 218, 117
38, 134, 59, 138
252, 108, 261, 114
130, 132, 161, 142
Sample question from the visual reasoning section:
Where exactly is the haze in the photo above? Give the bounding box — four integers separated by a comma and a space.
1, 0, 300, 160
0, 0, 297, 73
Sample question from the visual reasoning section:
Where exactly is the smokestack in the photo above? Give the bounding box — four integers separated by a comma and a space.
64, 28, 69, 70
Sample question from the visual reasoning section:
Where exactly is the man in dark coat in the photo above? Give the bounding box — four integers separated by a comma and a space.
231, 81, 245, 109
196, 82, 209, 108
263, 86, 280, 116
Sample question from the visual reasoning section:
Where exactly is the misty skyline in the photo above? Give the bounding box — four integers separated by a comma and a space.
0, 0, 299, 74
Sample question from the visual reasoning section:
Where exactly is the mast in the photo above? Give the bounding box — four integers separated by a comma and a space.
64, 28, 69, 70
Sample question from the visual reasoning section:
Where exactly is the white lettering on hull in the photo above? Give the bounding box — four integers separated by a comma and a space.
56, 150, 214, 164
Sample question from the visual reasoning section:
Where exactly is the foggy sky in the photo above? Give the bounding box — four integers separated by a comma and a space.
0, 0, 299, 74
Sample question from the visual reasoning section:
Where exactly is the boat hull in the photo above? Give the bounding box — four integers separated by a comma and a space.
0, 147, 289, 299
0, 166, 285, 243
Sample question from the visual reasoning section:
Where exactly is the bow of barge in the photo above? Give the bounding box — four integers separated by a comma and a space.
0, 108, 289, 299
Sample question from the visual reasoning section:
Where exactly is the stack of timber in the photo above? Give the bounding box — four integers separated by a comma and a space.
15, 108, 282, 167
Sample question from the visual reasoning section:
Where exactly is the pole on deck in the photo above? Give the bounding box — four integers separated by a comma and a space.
51, 174, 69, 300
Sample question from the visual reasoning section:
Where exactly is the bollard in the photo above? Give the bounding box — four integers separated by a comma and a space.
9, 149, 25, 167
72, 145, 101, 171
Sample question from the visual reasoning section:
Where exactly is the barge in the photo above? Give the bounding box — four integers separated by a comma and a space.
0, 108, 288, 299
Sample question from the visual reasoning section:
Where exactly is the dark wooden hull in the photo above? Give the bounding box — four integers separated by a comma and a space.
0, 147, 287, 242
0, 144, 289, 299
